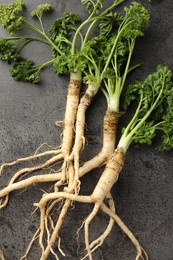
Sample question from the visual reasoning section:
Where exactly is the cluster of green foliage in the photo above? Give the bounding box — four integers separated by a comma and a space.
0, 0, 25, 34
49, 12, 82, 74
0, 0, 127, 83
0, 1, 56, 83
100, 2, 150, 111
30, 3, 53, 18
120, 65, 173, 151
0, 39, 22, 63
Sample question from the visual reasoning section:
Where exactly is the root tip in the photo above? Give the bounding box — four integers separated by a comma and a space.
33, 203, 39, 207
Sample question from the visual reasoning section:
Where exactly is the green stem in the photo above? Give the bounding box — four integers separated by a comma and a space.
17, 39, 33, 51
120, 39, 135, 93
24, 20, 44, 35
6, 36, 48, 44
42, 33, 63, 55
97, 0, 126, 18
127, 63, 141, 74
114, 0, 127, 6
83, 54, 98, 73
101, 33, 121, 78
82, 20, 97, 48
71, 0, 125, 55
27, 59, 54, 75
37, 59, 54, 71
24, 20, 63, 55
101, 82, 109, 103
101, 20, 134, 78
123, 94, 143, 138
71, 2, 99, 55
38, 16, 45, 34
71, 17, 92, 55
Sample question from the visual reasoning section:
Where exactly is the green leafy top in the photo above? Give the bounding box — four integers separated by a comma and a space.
0, 39, 23, 63
0, 0, 25, 34
52, 35, 107, 78
82, 0, 103, 15
99, 12, 122, 37
119, 65, 173, 152
50, 12, 81, 37
49, 0, 125, 76
49, 12, 81, 50
64, 2, 150, 94
122, 2, 150, 38
31, 3, 53, 19
102, 2, 149, 77
10, 59, 40, 83
0, 1, 63, 83
79, 35, 108, 84
0, 0, 132, 84
49, 12, 81, 75
100, 2, 149, 112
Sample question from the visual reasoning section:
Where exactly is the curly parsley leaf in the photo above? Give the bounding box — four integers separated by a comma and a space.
10, 59, 40, 83
122, 2, 150, 38
49, 13, 81, 42
82, 0, 103, 15
0, 39, 23, 63
49, 12, 81, 57
31, 3, 53, 19
0, 0, 25, 34
99, 12, 122, 37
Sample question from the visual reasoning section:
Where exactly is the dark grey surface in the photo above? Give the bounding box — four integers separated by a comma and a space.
0, 0, 173, 259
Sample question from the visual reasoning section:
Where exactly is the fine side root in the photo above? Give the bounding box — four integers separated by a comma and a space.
100, 203, 148, 260
34, 193, 92, 259
0, 153, 64, 208
33, 143, 61, 154
81, 192, 115, 260
34, 192, 92, 208
41, 199, 71, 259
0, 142, 120, 209
34, 163, 77, 259
7, 153, 64, 184
17, 187, 148, 260
45, 206, 66, 258
0, 148, 62, 175
89, 192, 115, 255
0, 148, 115, 208
84, 203, 100, 260
44, 216, 62, 260
45, 176, 76, 258
20, 228, 40, 260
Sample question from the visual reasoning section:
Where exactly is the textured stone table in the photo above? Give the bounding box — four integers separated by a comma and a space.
0, 0, 173, 259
